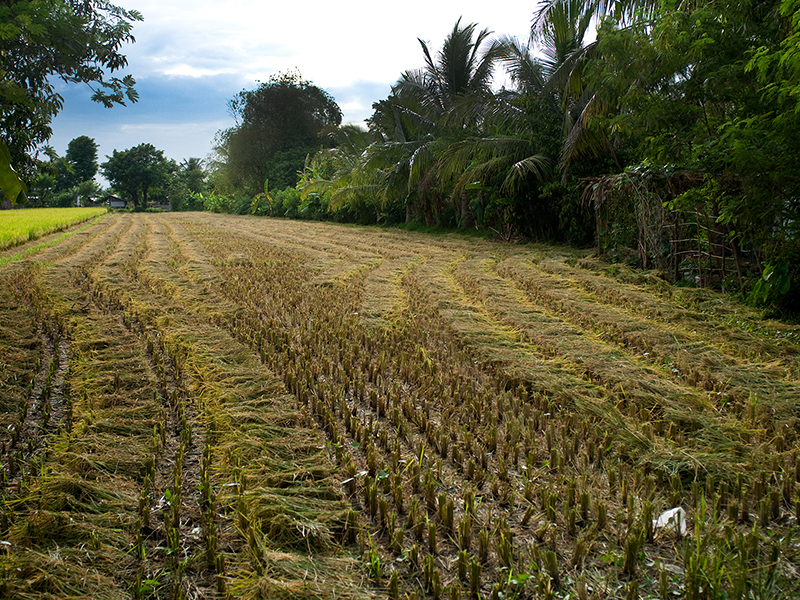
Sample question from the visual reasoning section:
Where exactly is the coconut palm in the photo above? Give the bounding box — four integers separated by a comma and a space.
533, 0, 660, 34
346, 18, 506, 225
434, 37, 559, 237
308, 96, 440, 224
299, 124, 383, 217
393, 17, 504, 123
531, 0, 662, 172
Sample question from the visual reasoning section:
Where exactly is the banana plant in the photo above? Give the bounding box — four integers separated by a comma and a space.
0, 141, 26, 205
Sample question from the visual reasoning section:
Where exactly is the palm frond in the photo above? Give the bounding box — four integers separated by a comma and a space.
408, 143, 435, 190
439, 136, 552, 198
498, 36, 547, 95
328, 184, 384, 211
559, 91, 619, 172
502, 154, 552, 194
544, 40, 598, 102
533, 0, 659, 38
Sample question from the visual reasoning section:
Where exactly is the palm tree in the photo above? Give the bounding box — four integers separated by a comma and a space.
393, 18, 504, 123
530, 0, 661, 172
180, 157, 203, 172
533, 0, 659, 34
434, 37, 558, 237
304, 97, 440, 224
356, 18, 506, 226
299, 124, 384, 218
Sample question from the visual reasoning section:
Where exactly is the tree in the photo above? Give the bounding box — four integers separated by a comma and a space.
0, 0, 140, 204
211, 71, 342, 195
393, 18, 503, 122
101, 143, 171, 208
167, 158, 206, 211
362, 19, 505, 227
66, 136, 99, 184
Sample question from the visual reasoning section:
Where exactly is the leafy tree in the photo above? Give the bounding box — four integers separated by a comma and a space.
49, 136, 100, 191
211, 71, 342, 195
66, 136, 99, 184
168, 158, 206, 211
576, 0, 800, 308
100, 143, 171, 208
0, 0, 140, 203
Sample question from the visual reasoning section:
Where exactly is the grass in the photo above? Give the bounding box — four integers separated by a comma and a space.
0, 207, 107, 251
1, 211, 798, 599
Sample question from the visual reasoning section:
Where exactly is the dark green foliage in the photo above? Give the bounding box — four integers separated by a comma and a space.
66, 136, 99, 184
168, 158, 207, 211
101, 143, 172, 208
589, 0, 800, 309
0, 0, 140, 188
211, 71, 341, 196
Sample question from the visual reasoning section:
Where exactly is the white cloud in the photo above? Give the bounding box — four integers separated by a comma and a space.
127, 0, 533, 88
49, 1, 537, 174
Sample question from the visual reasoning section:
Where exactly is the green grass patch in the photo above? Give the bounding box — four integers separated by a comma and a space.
0, 207, 106, 251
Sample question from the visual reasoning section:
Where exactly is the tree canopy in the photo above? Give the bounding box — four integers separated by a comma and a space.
0, 0, 140, 203
65, 136, 99, 184
101, 143, 171, 208
210, 71, 342, 195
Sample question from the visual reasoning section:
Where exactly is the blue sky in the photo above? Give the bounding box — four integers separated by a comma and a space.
48, 1, 535, 170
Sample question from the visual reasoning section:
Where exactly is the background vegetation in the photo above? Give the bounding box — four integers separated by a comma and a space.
206, 0, 800, 313
4, 0, 799, 313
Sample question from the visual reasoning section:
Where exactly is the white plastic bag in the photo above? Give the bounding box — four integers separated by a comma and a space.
653, 506, 688, 536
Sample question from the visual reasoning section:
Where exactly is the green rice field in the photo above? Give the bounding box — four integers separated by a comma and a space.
0, 207, 107, 250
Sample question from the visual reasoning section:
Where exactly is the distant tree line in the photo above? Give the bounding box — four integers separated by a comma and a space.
24, 138, 206, 212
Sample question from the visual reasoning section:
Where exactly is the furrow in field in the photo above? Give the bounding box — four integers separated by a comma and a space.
170, 218, 631, 598
4, 214, 796, 600
448, 257, 769, 481
72, 214, 218, 596
116, 214, 375, 599
455, 257, 711, 414
223, 215, 381, 259
0, 215, 132, 489
166, 220, 487, 594
0, 214, 166, 598
359, 255, 422, 326
540, 255, 800, 372
13, 327, 70, 467
234, 219, 438, 324
497, 256, 800, 440
0, 268, 44, 484
561, 256, 800, 373
410, 249, 605, 403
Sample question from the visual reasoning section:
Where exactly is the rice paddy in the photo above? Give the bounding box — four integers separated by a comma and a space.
0, 207, 107, 251
0, 212, 798, 599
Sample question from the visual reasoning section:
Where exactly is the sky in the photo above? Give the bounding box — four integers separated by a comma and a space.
47, 1, 537, 172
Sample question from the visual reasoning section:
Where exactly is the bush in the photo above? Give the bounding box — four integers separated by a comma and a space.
274, 187, 301, 218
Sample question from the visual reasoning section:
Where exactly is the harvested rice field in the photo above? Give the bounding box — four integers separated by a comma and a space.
1, 211, 798, 600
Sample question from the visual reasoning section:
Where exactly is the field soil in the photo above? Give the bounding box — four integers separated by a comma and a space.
0, 212, 798, 599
